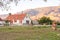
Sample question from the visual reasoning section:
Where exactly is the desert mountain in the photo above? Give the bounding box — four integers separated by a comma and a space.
24, 6, 60, 21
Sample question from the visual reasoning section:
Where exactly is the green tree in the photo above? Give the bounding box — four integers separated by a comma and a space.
38, 16, 52, 25
56, 21, 60, 25
5, 20, 9, 26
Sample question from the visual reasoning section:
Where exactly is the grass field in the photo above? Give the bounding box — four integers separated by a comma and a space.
0, 26, 60, 40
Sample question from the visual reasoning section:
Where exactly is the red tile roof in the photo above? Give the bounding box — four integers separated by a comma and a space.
6, 13, 26, 23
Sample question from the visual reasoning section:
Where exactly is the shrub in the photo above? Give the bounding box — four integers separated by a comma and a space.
38, 16, 52, 25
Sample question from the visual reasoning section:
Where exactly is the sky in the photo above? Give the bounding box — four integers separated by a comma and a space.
0, 0, 60, 15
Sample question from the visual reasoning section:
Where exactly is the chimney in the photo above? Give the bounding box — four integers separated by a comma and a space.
9, 13, 12, 16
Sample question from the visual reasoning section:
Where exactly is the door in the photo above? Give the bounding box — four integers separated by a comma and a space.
26, 20, 29, 24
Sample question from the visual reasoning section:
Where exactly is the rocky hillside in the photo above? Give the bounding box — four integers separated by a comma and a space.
0, 14, 9, 20
25, 6, 60, 21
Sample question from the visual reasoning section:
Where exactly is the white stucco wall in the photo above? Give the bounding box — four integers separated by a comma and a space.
22, 16, 31, 24
13, 20, 22, 25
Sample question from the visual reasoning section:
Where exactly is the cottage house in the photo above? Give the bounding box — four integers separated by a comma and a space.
6, 13, 32, 25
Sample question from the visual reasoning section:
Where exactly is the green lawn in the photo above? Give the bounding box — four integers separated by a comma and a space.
0, 26, 60, 40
